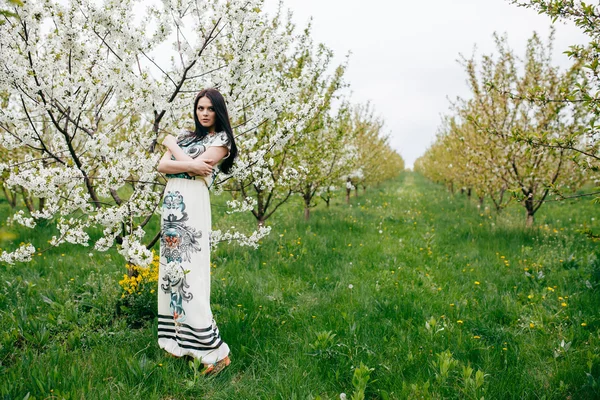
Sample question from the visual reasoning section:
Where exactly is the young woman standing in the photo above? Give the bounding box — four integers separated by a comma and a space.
156, 88, 238, 375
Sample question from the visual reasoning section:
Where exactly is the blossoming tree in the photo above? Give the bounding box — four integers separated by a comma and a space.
228, 23, 347, 226
0, 0, 315, 265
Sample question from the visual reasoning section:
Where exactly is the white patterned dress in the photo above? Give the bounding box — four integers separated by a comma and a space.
157, 130, 231, 364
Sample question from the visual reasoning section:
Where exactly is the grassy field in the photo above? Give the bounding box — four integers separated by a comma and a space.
1, 172, 599, 399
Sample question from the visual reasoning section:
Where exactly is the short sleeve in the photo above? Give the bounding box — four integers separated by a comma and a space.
208, 132, 232, 159
176, 129, 194, 145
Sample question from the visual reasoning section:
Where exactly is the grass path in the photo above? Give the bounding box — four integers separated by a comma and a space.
1, 172, 599, 399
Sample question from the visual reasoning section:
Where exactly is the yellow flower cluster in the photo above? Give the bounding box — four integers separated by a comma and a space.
119, 252, 160, 297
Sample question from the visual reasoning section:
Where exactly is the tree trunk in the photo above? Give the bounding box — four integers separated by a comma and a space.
325, 198, 330, 208
21, 188, 35, 213
467, 188, 472, 199
304, 195, 311, 221
478, 196, 484, 208
346, 189, 350, 204
526, 212, 534, 228
2, 185, 16, 208
524, 195, 535, 227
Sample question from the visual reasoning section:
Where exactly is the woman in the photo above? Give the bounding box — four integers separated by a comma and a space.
156, 88, 238, 375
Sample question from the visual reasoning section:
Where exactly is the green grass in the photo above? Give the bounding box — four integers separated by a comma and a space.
1, 172, 599, 399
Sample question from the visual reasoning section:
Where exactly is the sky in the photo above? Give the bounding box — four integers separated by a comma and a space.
263, 0, 589, 169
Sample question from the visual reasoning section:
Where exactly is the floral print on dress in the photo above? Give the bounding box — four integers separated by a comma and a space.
160, 190, 202, 324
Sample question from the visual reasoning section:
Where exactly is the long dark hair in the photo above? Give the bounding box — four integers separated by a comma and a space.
193, 88, 238, 174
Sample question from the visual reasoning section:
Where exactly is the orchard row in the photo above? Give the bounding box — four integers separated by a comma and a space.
415, 1, 600, 227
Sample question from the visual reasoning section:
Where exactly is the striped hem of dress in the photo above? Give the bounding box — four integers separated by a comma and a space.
158, 314, 223, 350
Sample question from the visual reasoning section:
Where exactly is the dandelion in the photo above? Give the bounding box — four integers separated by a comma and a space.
502, 348, 507, 351
473, 335, 481, 339
529, 323, 535, 328
348, 284, 354, 289
474, 281, 480, 285
528, 294, 534, 299
457, 320, 463, 324
561, 302, 567, 307
547, 287, 554, 292
581, 323, 587, 327
449, 303, 455, 307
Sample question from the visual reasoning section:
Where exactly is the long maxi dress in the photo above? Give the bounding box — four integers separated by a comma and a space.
157, 130, 231, 364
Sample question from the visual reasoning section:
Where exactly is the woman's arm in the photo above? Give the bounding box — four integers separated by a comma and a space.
157, 150, 213, 176
196, 146, 229, 166
163, 134, 193, 161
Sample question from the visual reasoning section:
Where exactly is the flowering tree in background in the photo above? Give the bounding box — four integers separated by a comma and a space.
291, 102, 357, 220
416, 32, 584, 226
229, 23, 347, 226
509, 1, 600, 174
345, 103, 404, 199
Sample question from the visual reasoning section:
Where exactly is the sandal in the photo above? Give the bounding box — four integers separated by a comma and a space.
201, 356, 231, 376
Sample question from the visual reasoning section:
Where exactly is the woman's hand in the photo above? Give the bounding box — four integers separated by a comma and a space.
188, 158, 214, 177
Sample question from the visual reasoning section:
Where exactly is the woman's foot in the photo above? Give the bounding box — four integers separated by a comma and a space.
201, 356, 231, 376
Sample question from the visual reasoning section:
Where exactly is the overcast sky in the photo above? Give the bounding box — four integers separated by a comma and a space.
263, 0, 589, 168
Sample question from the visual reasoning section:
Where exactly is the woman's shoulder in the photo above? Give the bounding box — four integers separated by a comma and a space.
211, 131, 231, 146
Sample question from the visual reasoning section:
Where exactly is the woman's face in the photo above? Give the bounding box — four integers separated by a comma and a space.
196, 96, 216, 132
